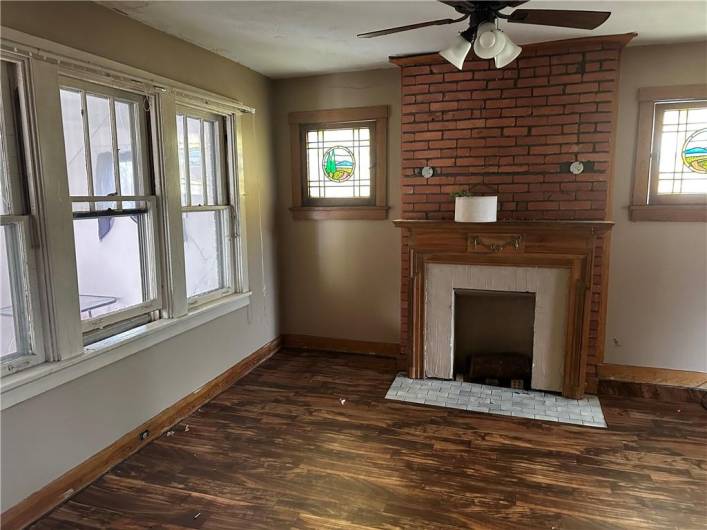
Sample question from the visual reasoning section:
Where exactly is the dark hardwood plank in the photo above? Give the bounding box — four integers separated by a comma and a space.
32, 350, 707, 529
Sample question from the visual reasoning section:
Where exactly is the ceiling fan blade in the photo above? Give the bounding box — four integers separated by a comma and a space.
357, 15, 469, 38
507, 9, 610, 30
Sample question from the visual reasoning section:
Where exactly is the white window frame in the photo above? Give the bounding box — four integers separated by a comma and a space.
58, 77, 163, 341
0, 55, 47, 376
176, 105, 238, 308
0, 28, 252, 409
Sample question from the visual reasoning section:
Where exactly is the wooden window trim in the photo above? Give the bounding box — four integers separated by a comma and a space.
630, 84, 707, 222
289, 106, 389, 221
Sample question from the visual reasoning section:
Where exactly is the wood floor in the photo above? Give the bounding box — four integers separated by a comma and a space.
32, 350, 707, 529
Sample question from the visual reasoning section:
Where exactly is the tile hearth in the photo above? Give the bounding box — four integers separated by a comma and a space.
385, 374, 607, 428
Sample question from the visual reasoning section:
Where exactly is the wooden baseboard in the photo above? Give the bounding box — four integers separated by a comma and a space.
282, 334, 401, 359
598, 363, 707, 388
1, 336, 281, 530
597, 379, 706, 403
598, 363, 707, 403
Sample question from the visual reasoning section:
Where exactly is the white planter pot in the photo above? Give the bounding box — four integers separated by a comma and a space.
454, 196, 498, 223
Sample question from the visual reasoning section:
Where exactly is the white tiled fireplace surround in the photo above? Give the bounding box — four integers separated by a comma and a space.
387, 263, 607, 428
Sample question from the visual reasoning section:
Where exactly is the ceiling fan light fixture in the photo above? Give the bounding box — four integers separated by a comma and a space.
472, 22, 522, 69
494, 36, 522, 68
473, 22, 506, 59
439, 34, 472, 70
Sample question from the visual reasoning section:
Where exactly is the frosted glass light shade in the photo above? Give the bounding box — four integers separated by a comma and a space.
473, 22, 505, 59
495, 38, 522, 68
439, 35, 472, 70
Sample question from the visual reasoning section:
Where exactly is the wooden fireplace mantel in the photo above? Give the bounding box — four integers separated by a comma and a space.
394, 220, 613, 399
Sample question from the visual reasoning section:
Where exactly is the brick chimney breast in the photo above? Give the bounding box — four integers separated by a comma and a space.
393, 34, 635, 391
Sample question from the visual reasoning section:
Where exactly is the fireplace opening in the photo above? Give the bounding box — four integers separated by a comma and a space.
453, 289, 536, 390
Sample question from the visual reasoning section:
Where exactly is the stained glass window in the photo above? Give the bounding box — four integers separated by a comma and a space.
289, 106, 388, 219
304, 125, 373, 202
656, 104, 707, 195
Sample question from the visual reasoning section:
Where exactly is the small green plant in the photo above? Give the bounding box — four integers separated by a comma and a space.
450, 187, 475, 199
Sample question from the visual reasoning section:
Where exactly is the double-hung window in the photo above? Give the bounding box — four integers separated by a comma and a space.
176, 107, 236, 305
0, 59, 45, 374
59, 79, 161, 342
0, 34, 250, 400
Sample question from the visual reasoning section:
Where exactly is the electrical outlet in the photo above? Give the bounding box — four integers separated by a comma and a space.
139, 429, 150, 441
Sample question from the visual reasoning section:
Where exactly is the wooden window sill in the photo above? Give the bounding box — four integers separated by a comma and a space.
629, 204, 707, 222
290, 206, 389, 221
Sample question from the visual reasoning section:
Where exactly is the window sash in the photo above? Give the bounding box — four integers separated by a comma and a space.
649, 100, 707, 206
59, 78, 163, 336
59, 78, 152, 203
1, 61, 26, 216
69, 195, 162, 335
0, 215, 45, 375
176, 105, 238, 307
181, 205, 235, 306
176, 109, 226, 208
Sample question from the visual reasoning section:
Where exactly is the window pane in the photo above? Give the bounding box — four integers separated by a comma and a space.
204, 121, 218, 205
73, 215, 147, 320
0, 106, 10, 215
187, 117, 204, 205
656, 104, 707, 195
183, 210, 226, 298
305, 126, 372, 200
0, 223, 34, 360
1, 225, 19, 358
115, 100, 137, 196
176, 115, 188, 205
0, 62, 11, 215
59, 89, 90, 196
86, 94, 116, 196
1, 62, 26, 216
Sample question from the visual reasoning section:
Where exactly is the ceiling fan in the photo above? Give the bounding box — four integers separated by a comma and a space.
357, 1, 611, 69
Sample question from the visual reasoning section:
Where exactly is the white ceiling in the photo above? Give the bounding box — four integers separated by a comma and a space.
103, 1, 707, 78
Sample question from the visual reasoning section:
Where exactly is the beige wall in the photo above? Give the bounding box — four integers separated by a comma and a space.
273, 69, 401, 344
605, 42, 707, 373
273, 43, 707, 374
0, 2, 279, 510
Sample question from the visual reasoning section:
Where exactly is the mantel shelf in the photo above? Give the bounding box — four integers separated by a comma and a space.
393, 219, 614, 233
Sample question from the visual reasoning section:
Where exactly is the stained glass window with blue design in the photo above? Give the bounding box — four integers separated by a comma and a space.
304, 125, 373, 203
656, 104, 707, 195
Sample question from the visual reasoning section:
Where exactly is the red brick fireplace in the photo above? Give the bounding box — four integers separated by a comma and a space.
392, 33, 634, 393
